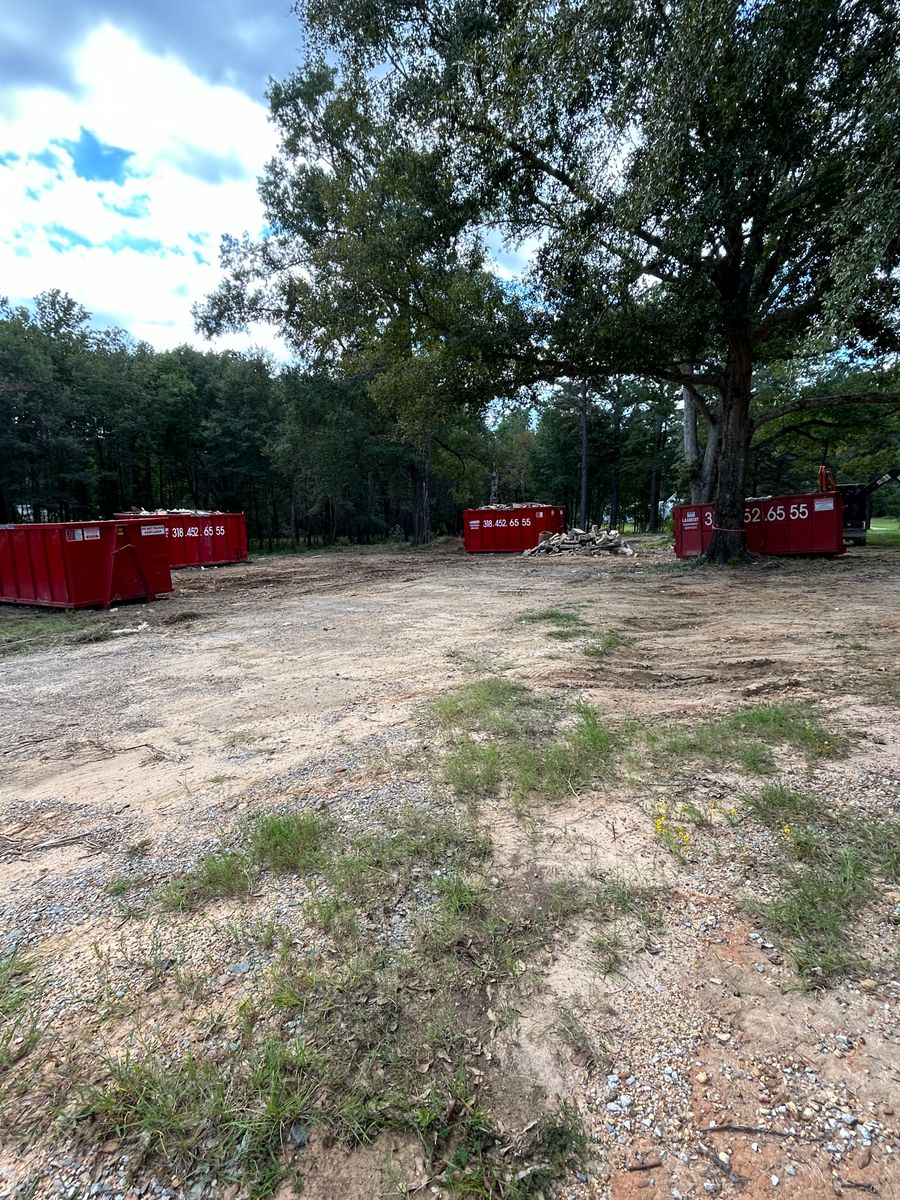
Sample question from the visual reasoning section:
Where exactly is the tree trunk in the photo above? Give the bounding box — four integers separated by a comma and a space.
410, 439, 431, 545
684, 380, 719, 504
609, 395, 621, 530
649, 416, 664, 533
579, 384, 589, 529
706, 334, 753, 563
699, 419, 720, 503
682, 382, 703, 503
489, 465, 500, 504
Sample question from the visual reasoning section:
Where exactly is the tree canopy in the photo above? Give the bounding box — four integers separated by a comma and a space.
199, 0, 900, 560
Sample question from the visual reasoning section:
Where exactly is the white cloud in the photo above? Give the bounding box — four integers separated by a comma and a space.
0, 23, 287, 356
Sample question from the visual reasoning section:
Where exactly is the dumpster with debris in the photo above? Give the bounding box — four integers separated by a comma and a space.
463, 505, 566, 552
115, 510, 248, 568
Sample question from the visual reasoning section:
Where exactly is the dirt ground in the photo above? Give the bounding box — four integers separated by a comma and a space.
1, 540, 898, 1200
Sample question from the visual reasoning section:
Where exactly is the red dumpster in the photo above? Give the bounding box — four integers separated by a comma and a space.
115, 512, 248, 568
673, 492, 845, 558
463, 505, 566, 553
0, 520, 173, 608
673, 504, 714, 558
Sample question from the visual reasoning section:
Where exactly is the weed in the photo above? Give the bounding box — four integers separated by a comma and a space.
594, 876, 663, 932
587, 931, 626, 975
543, 877, 591, 923
653, 801, 692, 858
0, 950, 35, 1018
556, 1008, 605, 1068
0, 950, 40, 1071
753, 852, 872, 982
304, 895, 359, 939
744, 782, 825, 828
438, 682, 622, 810
249, 810, 331, 873
104, 873, 148, 898
125, 837, 153, 859
154, 851, 253, 912
443, 742, 503, 796
545, 627, 586, 641
583, 632, 624, 657
436, 873, 489, 917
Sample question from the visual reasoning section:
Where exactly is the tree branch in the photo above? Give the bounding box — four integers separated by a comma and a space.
753, 393, 900, 430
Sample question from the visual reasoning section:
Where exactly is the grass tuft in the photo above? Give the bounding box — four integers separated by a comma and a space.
438, 681, 623, 809
657, 702, 843, 774
583, 632, 624, 657
249, 810, 331, 873
430, 677, 542, 736
516, 609, 584, 626
154, 851, 253, 913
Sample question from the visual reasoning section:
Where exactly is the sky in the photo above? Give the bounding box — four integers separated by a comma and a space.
0, 2, 303, 353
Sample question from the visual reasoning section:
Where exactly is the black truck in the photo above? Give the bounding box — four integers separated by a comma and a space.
830, 467, 900, 545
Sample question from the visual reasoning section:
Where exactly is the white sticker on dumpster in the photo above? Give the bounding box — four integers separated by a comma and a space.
141, 524, 167, 536
83, 528, 101, 540
65, 529, 84, 542
814, 497, 834, 511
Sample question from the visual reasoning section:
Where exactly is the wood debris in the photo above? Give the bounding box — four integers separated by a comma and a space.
523, 525, 636, 556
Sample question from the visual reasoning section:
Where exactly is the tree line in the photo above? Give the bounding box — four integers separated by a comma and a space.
0, 291, 683, 543
2, 290, 896, 546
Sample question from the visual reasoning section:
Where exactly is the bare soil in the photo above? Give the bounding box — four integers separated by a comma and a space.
1, 540, 898, 1200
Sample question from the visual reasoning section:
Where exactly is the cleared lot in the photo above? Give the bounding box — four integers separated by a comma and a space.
1, 542, 898, 1200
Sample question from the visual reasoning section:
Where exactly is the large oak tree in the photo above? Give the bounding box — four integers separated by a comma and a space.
199, 0, 900, 559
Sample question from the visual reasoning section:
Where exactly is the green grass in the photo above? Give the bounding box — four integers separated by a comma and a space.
103, 873, 149, 898
583, 632, 625, 657
556, 1008, 606, 1069
743, 782, 900, 984
430, 677, 544, 736
545, 627, 587, 640
248, 810, 331, 872
867, 518, 900, 546
0, 612, 102, 656
594, 876, 664, 931
516, 609, 590, 642
154, 851, 253, 912
0, 950, 35, 1018
587, 932, 626, 975
0, 950, 40, 1073
743, 782, 825, 828
437, 681, 623, 810
83, 840, 590, 1198
655, 702, 843, 774
516, 609, 584, 626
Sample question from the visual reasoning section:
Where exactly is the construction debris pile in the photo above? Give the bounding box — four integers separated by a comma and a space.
524, 525, 635, 556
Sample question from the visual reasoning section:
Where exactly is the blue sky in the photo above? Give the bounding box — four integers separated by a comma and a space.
0, 3, 301, 351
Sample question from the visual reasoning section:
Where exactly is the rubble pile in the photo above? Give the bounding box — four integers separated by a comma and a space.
524, 525, 635, 556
